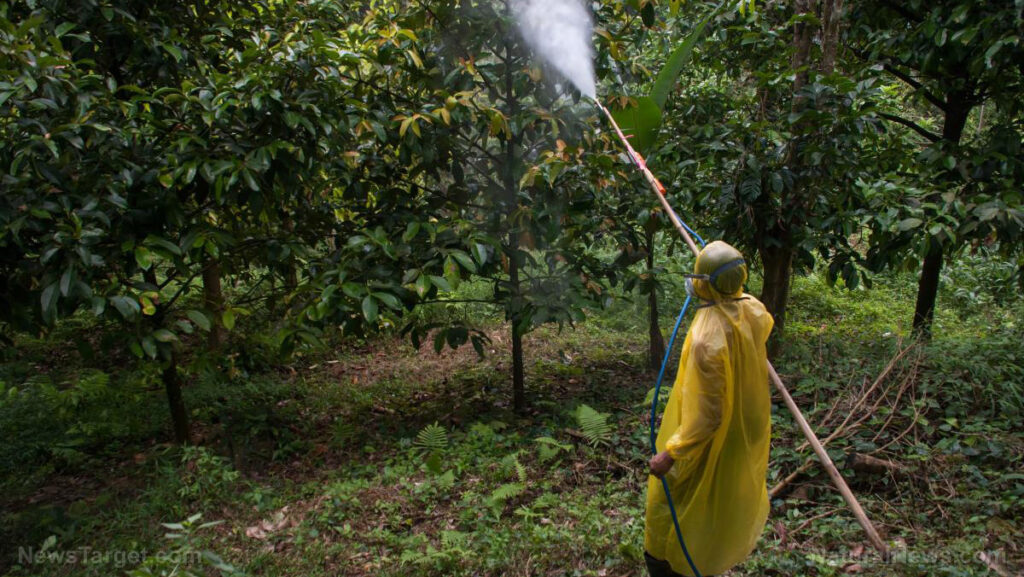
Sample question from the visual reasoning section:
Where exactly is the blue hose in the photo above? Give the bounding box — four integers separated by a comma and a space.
662, 203, 707, 249
648, 293, 703, 577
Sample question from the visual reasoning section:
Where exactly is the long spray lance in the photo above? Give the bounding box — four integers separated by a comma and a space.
592, 99, 700, 257
591, 96, 890, 557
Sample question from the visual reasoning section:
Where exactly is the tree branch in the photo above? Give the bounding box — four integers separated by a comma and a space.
877, 112, 942, 142
881, 63, 948, 112
846, 45, 949, 113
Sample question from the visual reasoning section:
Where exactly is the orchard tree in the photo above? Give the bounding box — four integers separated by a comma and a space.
298, 0, 632, 412
0, 1, 365, 442
635, 0, 881, 339
847, 0, 1024, 335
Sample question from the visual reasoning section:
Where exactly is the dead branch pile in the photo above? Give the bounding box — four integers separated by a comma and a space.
771, 341, 927, 498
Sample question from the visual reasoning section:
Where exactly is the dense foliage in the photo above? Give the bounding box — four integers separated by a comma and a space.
0, 0, 1021, 575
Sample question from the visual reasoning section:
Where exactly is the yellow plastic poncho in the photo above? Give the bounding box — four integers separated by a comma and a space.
644, 263, 774, 576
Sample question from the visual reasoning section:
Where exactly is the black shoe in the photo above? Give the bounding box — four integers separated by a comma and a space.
644, 551, 684, 577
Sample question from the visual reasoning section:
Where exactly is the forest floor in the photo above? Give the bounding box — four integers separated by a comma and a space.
1, 270, 1022, 577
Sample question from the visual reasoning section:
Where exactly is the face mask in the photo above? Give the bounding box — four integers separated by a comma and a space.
685, 276, 697, 299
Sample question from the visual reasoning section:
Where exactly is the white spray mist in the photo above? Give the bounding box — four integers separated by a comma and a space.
511, 0, 597, 99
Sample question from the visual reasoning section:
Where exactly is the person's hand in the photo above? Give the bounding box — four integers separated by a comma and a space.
649, 451, 674, 478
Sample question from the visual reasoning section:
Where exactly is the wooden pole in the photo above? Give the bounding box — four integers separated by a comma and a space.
596, 98, 889, 556
768, 363, 889, 555
595, 103, 700, 256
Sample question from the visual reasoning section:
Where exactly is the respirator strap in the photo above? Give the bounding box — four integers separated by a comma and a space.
685, 257, 747, 294
708, 258, 746, 283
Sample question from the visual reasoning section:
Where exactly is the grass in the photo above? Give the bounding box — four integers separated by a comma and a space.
1, 258, 1022, 576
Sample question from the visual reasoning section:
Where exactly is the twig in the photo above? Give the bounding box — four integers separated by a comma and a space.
792, 507, 840, 534
870, 361, 918, 445
769, 457, 815, 498
796, 343, 913, 453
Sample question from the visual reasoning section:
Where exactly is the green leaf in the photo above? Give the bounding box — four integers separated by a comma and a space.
222, 309, 236, 331
373, 292, 401, 310
162, 43, 183, 63
110, 296, 140, 320
472, 243, 488, 266
362, 295, 378, 323
135, 246, 154, 270
403, 221, 421, 242
450, 250, 477, 273
430, 275, 452, 292
144, 235, 182, 256
241, 168, 259, 192
649, 7, 719, 109
187, 310, 211, 331
976, 204, 1000, 221
341, 282, 363, 299
152, 329, 178, 343
41, 283, 59, 321
897, 217, 922, 232
414, 422, 448, 450
575, 404, 612, 446
610, 96, 663, 155
59, 267, 74, 297
141, 336, 157, 359
415, 274, 431, 298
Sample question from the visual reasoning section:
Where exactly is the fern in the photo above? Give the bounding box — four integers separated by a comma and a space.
534, 436, 572, 463
435, 469, 456, 490
640, 385, 671, 408
332, 419, 356, 446
485, 482, 526, 519
499, 452, 527, 482
575, 404, 612, 446
414, 422, 448, 451
440, 530, 468, 548
490, 482, 525, 503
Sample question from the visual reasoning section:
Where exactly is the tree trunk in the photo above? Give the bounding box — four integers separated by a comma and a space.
912, 242, 943, 337
143, 268, 158, 289
790, 0, 815, 105
284, 215, 299, 291
202, 258, 224, 349
759, 0, 816, 352
646, 229, 665, 371
163, 352, 191, 444
760, 243, 794, 352
509, 237, 526, 413
502, 24, 526, 413
820, 0, 844, 74
912, 97, 970, 336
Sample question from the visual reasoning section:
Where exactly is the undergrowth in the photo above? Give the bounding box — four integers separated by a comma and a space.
1, 256, 1021, 576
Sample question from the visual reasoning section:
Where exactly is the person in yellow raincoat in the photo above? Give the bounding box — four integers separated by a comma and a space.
644, 241, 774, 577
